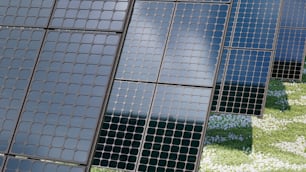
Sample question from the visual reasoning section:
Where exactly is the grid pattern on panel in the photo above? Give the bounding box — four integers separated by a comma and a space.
0, 0, 55, 27
272, 28, 306, 80
0, 28, 44, 153
159, 3, 229, 87
11, 31, 120, 164
93, 81, 155, 171
4, 157, 85, 172
115, 1, 174, 82
50, 0, 129, 32
138, 85, 211, 172
280, 0, 306, 28
216, 49, 271, 116
228, 0, 281, 49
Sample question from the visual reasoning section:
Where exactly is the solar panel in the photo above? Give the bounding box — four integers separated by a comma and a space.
0, 27, 44, 153
159, 3, 229, 87
272, 28, 306, 80
213, 49, 272, 116
93, 81, 155, 170
0, 156, 3, 171
115, 1, 174, 82
271, 0, 306, 80
138, 85, 211, 172
50, 0, 129, 32
0, 0, 55, 27
4, 156, 85, 172
212, 0, 281, 116
10, 31, 120, 164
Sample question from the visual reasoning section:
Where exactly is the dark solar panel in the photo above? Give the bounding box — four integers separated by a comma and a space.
10, 31, 120, 164
93, 81, 155, 170
4, 157, 85, 172
0, 0, 55, 27
0, 28, 44, 153
138, 85, 211, 172
272, 28, 306, 80
159, 3, 229, 87
115, 1, 174, 82
214, 49, 271, 116
50, 0, 129, 32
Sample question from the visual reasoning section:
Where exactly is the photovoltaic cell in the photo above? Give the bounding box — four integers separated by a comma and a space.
272, 28, 306, 80
138, 85, 211, 172
159, 3, 229, 87
226, 0, 281, 49
11, 31, 120, 164
0, 0, 55, 27
115, 1, 174, 82
93, 81, 155, 171
214, 49, 271, 116
50, 0, 129, 32
280, 0, 306, 28
0, 28, 44, 153
4, 157, 85, 172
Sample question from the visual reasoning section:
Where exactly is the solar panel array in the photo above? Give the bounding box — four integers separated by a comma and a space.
1, 0, 305, 171
0, 0, 130, 171
93, 1, 230, 171
272, 0, 306, 80
211, 0, 282, 116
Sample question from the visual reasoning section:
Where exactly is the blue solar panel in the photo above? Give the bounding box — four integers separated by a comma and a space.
11, 31, 120, 164
214, 49, 272, 115
226, 0, 281, 49
159, 3, 229, 87
0, 28, 44, 153
4, 157, 85, 172
272, 28, 306, 80
280, 0, 306, 28
0, 156, 3, 171
50, 0, 129, 32
0, 0, 55, 27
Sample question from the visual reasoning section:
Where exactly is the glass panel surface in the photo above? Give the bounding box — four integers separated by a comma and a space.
4, 157, 85, 172
93, 81, 155, 171
138, 85, 211, 172
0, 28, 44, 153
215, 49, 272, 116
115, 1, 174, 82
11, 31, 120, 164
280, 0, 306, 28
0, 0, 55, 27
159, 3, 229, 87
272, 28, 306, 80
51, 0, 129, 32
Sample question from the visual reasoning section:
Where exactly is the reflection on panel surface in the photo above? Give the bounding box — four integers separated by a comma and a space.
51, 0, 129, 31
11, 31, 120, 163
214, 49, 271, 116
280, 0, 306, 28
93, 81, 154, 170
138, 85, 211, 172
0, 0, 55, 27
4, 157, 85, 172
159, 3, 229, 87
0, 28, 44, 153
225, 0, 281, 49
272, 28, 306, 80
116, 1, 174, 82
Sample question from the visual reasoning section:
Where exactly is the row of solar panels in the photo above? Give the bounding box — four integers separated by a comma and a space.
0, 0, 305, 171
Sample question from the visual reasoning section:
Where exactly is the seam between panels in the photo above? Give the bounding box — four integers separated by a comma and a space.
85, 0, 137, 171
134, 2, 178, 171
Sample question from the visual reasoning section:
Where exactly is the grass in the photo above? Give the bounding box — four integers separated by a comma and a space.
201, 71, 306, 171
